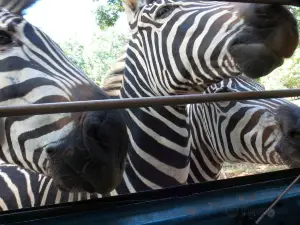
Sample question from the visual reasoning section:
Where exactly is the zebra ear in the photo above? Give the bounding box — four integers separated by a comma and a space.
122, 0, 154, 23
122, 0, 138, 23
0, 0, 40, 16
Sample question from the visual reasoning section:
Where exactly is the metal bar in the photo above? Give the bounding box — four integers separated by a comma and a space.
202, 0, 300, 6
0, 88, 300, 117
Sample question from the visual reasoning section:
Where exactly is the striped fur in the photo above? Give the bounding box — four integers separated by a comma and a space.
0, 163, 101, 211
102, 51, 298, 185
0, 5, 128, 194
103, 54, 300, 184
112, 0, 298, 194
0, 75, 295, 211
0, 0, 298, 209
102, 51, 127, 98
187, 75, 293, 182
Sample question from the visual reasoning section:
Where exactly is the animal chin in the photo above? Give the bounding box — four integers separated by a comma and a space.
53, 170, 97, 193
277, 151, 300, 169
288, 152, 300, 168
55, 180, 94, 193
47, 154, 98, 193
51, 147, 98, 192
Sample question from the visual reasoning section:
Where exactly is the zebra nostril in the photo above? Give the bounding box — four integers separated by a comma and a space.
45, 147, 56, 156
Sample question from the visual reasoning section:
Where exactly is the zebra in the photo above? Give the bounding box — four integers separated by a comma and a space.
0, 163, 102, 211
109, 0, 299, 195
0, 1, 298, 204
103, 52, 300, 183
0, 3, 129, 194
187, 75, 300, 183
0, 0, 298, 209
1, 76, 299, 211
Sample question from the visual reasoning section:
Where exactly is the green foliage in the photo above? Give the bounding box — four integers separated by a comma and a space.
61, 40, 86, 72
282, 74, 300, 89
94, 0, 124, 30
254, 77, 262, 85
60, 29, 127, 86
259, 48, 300, 90
288, 6, 300, 31
58, 0, 128, 87
279, 48, 300, 89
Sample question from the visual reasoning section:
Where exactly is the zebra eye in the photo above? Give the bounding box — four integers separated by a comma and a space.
0, 30, 12, 45
155, 5, 178, 19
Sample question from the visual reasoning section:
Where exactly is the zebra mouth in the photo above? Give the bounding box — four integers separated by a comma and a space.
274, 104, 300, 169
274, 138, 300, 169
45, 149, 97, 193
229, 41, 283, 79
276, 151, 300, 169
52, 172, 96, 193
44, 108, 127, 194
47, 150, 120, 194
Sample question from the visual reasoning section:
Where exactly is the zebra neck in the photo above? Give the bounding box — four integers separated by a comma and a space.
117, 72, 192, 194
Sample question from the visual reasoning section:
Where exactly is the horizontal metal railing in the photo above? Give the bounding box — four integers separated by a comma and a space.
201, 0, 299, 6
0, 88, 300, 117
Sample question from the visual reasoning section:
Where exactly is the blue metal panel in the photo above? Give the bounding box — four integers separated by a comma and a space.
1, 168, 300, 225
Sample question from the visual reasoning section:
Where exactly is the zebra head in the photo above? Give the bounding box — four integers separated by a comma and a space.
122, 0, 298, 94
275, 105, 300, 168
0, 7, 128, 194
188, 76, 300, 183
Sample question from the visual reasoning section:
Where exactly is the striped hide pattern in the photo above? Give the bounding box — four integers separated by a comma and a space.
0, 3, 128, 195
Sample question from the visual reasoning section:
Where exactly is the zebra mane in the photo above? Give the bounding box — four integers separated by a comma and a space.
19, 0, 40, 16
236, 75, 266, 91
0, 0, 41, 16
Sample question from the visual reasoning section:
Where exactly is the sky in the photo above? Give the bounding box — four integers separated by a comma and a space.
23, 0, 126, 44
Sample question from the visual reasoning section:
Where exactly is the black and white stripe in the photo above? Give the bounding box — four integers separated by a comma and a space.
111, 0, 298, 195
0, 163, 101, 211
0, 0, 296, 205
187, 75, 293, 183
102, 52, 296, 187
0, 74, 295, 211
103, 50, 127, 98
119, 0, 241, 193
0, 7, 93, 173
0, 3, 128, 194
